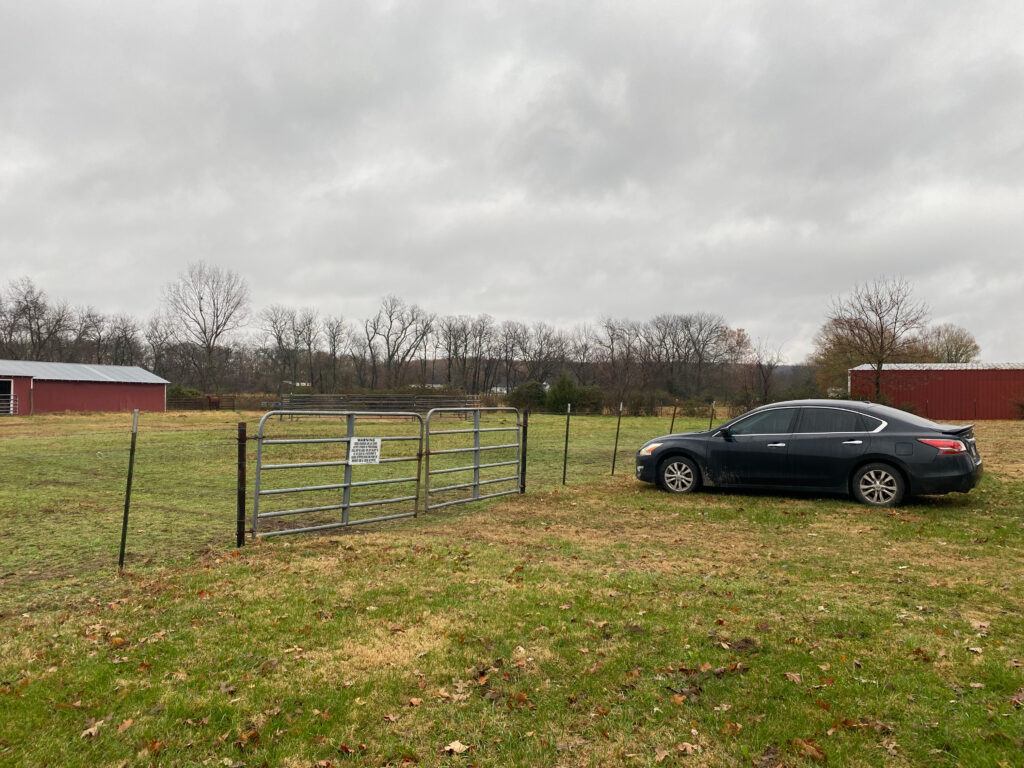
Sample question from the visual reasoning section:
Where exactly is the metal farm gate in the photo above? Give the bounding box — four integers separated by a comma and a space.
424, 407, 524, 511
249, 407, 526, 539
252, 410, 424, 537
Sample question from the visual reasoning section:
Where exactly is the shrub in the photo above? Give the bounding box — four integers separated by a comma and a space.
543, 375, 604, 414
167, 384, 202, 400
508, 381, 547, 412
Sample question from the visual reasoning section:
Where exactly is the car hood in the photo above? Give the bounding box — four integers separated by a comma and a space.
647, 431, 710, 442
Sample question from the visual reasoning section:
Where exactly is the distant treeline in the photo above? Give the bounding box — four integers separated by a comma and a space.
1, 268, 977, 411
0, 271, 815, 411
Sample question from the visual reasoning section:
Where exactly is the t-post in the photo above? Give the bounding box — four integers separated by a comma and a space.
562, 403, 571, 485
611, 401, 623, 475
118, 409, 139, 573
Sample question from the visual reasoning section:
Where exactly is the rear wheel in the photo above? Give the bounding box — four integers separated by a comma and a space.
852, 463, 905, 507
658, 456, 701, 494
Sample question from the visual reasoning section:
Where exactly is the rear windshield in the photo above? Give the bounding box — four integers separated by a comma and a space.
866, 404, 944, 430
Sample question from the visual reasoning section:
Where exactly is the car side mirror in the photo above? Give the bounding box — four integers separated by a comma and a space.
719, 427, 733, 441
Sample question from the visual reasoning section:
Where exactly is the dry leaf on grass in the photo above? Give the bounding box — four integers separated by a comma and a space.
792, 738, 826, 762
444, 740, 470, 755
80, 719, 104, 739
785, 671, 802, 684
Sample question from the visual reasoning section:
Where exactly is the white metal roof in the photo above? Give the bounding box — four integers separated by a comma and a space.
849, 363, 1024, 371
0, 359, 169, 384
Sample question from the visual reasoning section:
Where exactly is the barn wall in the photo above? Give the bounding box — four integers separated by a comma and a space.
3, 376, 33, 415
849, 369, 1024, 420
32, 381, 166, 413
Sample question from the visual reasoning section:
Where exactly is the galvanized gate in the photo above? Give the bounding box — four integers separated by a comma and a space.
424, 407, 523, 511
252, 410, 423, 537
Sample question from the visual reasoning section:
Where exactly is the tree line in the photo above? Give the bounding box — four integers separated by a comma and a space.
0, 265, 979, 411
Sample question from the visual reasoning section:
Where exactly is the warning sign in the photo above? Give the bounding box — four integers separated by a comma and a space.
348, 437, 382, 465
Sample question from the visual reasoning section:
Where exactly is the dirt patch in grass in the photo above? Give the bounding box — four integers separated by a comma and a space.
302, 612, 451, 682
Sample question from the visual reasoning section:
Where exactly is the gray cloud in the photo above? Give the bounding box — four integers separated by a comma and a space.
1, 0, 1022, 360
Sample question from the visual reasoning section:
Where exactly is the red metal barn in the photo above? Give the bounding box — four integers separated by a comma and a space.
848, 363, 1024, 420
0, 360, 168, 415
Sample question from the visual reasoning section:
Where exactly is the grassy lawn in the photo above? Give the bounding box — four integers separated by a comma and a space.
1, 412, 1022, 767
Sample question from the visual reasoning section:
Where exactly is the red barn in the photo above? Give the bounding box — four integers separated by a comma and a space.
0, 360, 168, 416
848, 363, 1024, 420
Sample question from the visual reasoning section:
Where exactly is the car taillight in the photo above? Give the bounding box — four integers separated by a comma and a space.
918, 438, 967, 455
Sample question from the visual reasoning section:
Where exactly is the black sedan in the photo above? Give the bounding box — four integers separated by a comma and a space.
635, 399, 982, 506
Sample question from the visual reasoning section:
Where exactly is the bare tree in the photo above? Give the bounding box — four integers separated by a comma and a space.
362, 296, 434, 388
813, 277, 930, 397
748, 339, 785, 405
145, 314, 174, 378
292, 308, 320, 390
322, 315, 348, 392
924, 323, 980, 363
163, 262, 250, 391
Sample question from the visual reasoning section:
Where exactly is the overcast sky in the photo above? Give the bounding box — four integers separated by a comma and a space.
1, 1, 1023, 361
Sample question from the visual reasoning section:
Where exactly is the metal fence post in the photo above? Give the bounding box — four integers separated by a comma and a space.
472, 408, 481, 499
236, 421, 246, 548
669, 402, 677, 434
611, 401, 623, 475
562, 403, 571, 485
708, 400, 716, 430
519, 409, 528, 493
118, 409, 139, 573
342, 413, 355, 525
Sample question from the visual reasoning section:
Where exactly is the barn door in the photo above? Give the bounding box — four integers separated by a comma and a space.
0, 380, 13, 415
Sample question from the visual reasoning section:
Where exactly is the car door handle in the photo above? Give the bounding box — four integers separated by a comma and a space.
767, 442, 786, 448
842, 440, 863, 445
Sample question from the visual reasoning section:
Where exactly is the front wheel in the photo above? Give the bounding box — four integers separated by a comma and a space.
658, 456, 701, 494
852, 463, 906, 507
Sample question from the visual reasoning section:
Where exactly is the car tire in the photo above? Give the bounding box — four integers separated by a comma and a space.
852, 463, 906, 507
658, 456, 701, 494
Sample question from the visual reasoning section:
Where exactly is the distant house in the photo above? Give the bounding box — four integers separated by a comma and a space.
848, 363, 1024, 420
0, 360, 168, 415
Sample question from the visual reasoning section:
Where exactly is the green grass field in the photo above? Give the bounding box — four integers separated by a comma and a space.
1, 412, 1022, 767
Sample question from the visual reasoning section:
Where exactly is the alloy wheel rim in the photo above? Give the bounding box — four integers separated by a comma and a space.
663, 461, 694, 492
859, 469, 898, 504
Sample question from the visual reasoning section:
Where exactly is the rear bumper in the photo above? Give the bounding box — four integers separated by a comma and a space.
911, 457, 983, 495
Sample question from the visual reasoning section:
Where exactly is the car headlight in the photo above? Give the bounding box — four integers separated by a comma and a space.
639, 442, 663, 456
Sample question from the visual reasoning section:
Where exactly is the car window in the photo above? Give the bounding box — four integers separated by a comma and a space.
728, 408, 797, 435
866, 404, 939, 429
861, 414, 884, 432
796, 408, 865, 433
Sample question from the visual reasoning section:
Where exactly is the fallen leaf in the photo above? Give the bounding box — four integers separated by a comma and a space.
444, 740, 470, 755
117, 718, 134, 733
676, 742, 699, 755
792, 738, 826, 762
753, 745, 782, 768
408, 697, 423, 707
785, 672, 803, 684
655, 748, 670, 763
1011, 688, 1024, 708
80, 720, 104, 739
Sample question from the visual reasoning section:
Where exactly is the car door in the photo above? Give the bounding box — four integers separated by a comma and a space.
786, 407, 871, 489
709, 407, 798, 487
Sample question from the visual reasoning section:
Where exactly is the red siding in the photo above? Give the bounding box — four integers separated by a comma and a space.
849, 369, 1024, 420
30, 380, 166, 414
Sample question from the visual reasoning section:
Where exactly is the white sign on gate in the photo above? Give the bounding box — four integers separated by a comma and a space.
348, 437, 382, 465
